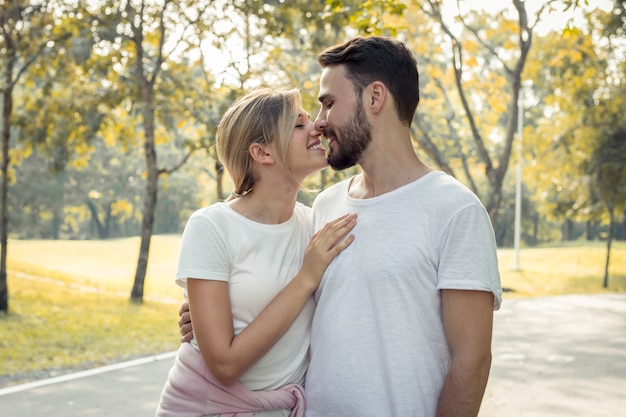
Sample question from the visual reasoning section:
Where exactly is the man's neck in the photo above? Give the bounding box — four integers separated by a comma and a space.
348, 158, 433, 199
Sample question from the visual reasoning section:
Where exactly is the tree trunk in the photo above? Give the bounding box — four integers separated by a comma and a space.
0, 38, 14, 313
562, 219, 574, 241
216, 160, 224, 201
486, 180, 504, 227
86, 199, 106, 239
0, 90, 9, 314
130, 89, 158, 303
603, 206, 614, 288
103, 204, 112, 239
130, 145, 158, 302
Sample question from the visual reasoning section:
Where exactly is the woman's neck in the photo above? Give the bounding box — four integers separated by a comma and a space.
227, 182, 299, 224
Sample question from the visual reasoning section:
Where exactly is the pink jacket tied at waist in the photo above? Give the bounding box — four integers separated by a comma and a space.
157, 342, 306, 417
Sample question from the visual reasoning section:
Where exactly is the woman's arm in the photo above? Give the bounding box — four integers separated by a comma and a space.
188, 213, 356, 386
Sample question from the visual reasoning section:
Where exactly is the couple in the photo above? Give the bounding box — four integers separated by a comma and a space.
157, 36, 502, 417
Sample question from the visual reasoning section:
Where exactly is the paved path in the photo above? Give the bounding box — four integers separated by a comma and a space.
1, 294, 625, 416
480, 293, 626, 417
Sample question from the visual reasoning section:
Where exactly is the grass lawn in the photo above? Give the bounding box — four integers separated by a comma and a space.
1, 236, 625, 387
1, 236, 184, 386
497, 241, 626, 296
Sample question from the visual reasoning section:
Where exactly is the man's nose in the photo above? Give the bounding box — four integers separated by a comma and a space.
314, 117, 327, 132
308, 123, 323, 138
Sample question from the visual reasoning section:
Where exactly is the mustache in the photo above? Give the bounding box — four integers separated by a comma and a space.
322, 127, 337, 139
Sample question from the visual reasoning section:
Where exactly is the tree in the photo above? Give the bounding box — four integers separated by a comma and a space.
586, 129, 626, 287
324, 0, 557, 233
522, 2, 625, 245
411, 0, 540, 226
0, 0, 74, 313
184, 0, 354, 200
83, 0, 211, 302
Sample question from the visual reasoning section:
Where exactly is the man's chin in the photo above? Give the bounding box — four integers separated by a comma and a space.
328, 157, 357, 171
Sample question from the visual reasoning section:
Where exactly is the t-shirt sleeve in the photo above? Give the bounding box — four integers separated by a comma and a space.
175, 210, 230, 289
436, 202, 503, 310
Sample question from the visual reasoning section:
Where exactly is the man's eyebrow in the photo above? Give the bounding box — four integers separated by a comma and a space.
318, 93, 331, 103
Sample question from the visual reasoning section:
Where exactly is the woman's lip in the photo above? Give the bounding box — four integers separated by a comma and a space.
307, 140, 325, 151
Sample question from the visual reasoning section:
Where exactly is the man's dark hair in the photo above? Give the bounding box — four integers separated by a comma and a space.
317, 36, 419, 125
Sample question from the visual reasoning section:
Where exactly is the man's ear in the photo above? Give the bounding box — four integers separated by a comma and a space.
368, 81, 386, 115
249, 143, 275, 165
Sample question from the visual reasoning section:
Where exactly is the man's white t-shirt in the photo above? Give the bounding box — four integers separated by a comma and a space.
175, 202, 315, 391
304, 171, 502, 417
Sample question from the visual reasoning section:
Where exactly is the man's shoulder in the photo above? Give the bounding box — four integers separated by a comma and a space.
424, 171, 480, 203
293, 201, 313, 220
316, 176, 353, 202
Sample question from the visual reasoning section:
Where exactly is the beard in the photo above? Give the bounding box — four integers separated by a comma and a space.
326, 100, 372, 170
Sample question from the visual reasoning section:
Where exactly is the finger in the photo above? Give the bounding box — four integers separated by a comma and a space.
181, 331, 193, 343
320, 214, 357, 244
317, 213, 356, 238
332, 233, 355, 253
331, 213, 356, 228
178, 311, 191, 327
180, 323, 192, 337
178, 302, 189, 316
320, 213, 354, 231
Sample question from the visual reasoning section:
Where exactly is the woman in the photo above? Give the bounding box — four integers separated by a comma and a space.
156, 88, 357, 417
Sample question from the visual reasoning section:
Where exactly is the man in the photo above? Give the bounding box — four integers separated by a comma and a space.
180, 36, 502, 417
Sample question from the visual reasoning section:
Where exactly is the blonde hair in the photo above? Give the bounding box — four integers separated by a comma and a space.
217, 88, 302, 199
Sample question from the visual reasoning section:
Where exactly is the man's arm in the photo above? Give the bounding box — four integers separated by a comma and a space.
178, 301, 193, 343
436, 289, 494, 417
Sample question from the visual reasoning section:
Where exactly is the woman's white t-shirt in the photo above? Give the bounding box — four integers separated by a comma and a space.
175, 202, 314, 391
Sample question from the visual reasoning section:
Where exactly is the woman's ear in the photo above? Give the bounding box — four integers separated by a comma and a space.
249, 143, 275, 166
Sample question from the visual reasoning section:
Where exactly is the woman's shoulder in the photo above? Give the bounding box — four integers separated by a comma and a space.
186, 202, 235, 228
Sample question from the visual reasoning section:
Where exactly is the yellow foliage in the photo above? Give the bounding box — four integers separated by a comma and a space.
502, 40, 517, 51
582, 67, 596, 80
483, 110, 501, 127
487, 94, 507, 114
462, 39, 479, 54
154, 125, 172, 145
39, 209, 53, 221
569, 50, 583, 63
111, 200, 133, 216
465, 56, 478, 68
7, 168, 16, 185
500, 20, 519, 34
550, 49, 565, 66
385, 13, 407, 32
8, 148, 24, 166
69, 157, 89, 171
63, 215, 79, 234
429, 64, 445, 81
102, 132, 115, 147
